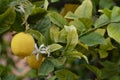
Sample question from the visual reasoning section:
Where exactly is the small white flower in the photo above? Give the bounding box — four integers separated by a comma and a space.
32, 43, 50, 61
15, 5, 25, 13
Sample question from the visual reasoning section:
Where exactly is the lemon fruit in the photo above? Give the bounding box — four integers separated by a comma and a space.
26, 54, 43, 69
11, 32, 35, 58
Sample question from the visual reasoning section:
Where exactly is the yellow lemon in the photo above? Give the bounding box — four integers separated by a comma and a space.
11, 32, 35, 57
26, 54, 43, 69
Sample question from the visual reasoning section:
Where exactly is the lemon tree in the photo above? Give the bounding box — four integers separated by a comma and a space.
1, 0, 120, 80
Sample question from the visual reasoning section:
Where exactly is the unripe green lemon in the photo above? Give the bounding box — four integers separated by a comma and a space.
11, 32, 35, 58
26, 54, 43, 69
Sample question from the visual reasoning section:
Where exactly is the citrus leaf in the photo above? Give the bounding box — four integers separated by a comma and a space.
99, 8, 112, 19
98, 50, 108, 59
48, 12, 68, 28
111, 6, 120, 18
64, 25, 78, 50
78, 42, 88, 50
33, 16, 51, 34
79, 18, 92, 29
11, 0, 34, 24
99, 38, 115, 51
94, 14, 110, 28
59, 29, 67, 43
65, 50, 88, 63
44, 0, 49, 10
79, 32, 106, 46
50, 57, 66, 67
50, 26, 67, 43
60, 4, 79, 16
100, 61, 120, 79
99, 0, 115, 9
70, 19, 86, 33
2, 75, 17, 80
51, 0, 59, 3
48, 76, 56, 80
111, 6, 120, 22
55, 69, 79, 80
28, 29, 46, 45
107, 23, 120, 44
50, 26, 60, 42
82, 64, 102, 80
95, 29, 106, 36
0, 7, 16, 34
38, 60, 54, 76
11, 13, 24, 32
74, 0, 92, 18
65, 11, 78, 19
49, 44, 63, 52
28, 7, 47, 23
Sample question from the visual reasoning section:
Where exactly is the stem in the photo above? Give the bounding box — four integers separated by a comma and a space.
25, 22, 30, 31
79, 21, 120, 38
79, 27, 98, 38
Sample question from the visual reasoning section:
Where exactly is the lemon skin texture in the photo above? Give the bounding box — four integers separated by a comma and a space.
11, 32, 35, 57
26, 54, 43, 69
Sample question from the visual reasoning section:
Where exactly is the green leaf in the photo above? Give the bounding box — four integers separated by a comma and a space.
65, 11, 78, 19
82, 64, 102, 80
28, 29, 46, 45
48, 12, 68, 28
50, 26, 60, 42
11, 13, 24, 32
99, 8, 112, 19
38, 60, 54, 76
50, 57, 66, 67
2, 75, 17, 80
28, 7, 47, 23
44, 0, 49, 10
31, 6, 46, 16
50, 27, 67, 43
98, 38, 115, 58
65, 50, 88, 63
70, 19, 86, 33
107, 23, 120, 44
59, 29, 67, 43
64, 25, 78, 50
100, 61, 120, 79
0, 0, 11, 14
99, 0, 115, 9
99, 38, 115, 51
55, 69, 79, 80
98, 50, 108, 59
111, 6, 120, 22
11, 0, 34, 24
49, 44, 63, 52
110, 76, 120, 80
78, 42, 88, 50
111, 6, 120, 18
33, 16, 51, 34
48, 76, 56, 80
27, 69, 38, 78
74, 0, 92, 19
95, 29, 106, 36
79, 18, 92, 29
79, 32, 106, 46
0, 7, 16, 34
51, 0, 59, 3
94, 14, 110, 28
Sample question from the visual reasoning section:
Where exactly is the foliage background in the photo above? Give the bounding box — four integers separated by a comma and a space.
0, 0, 120, 80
